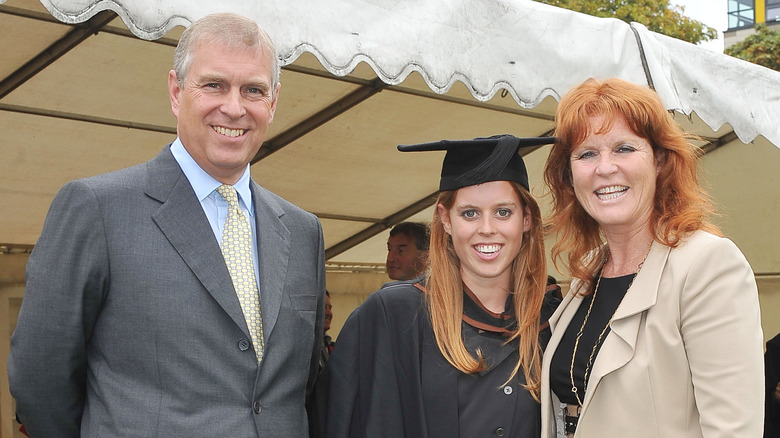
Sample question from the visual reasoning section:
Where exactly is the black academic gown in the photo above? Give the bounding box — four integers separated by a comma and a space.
316, 280, 558, 438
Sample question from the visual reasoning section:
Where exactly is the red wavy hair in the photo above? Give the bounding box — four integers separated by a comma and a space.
543, 78, 720, 289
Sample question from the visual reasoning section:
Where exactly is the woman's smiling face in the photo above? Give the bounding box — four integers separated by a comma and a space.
438, 180, 530, 288
569, 114, 659, 235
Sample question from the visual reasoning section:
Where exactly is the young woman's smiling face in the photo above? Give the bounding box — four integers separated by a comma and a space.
438, 180, 530, 289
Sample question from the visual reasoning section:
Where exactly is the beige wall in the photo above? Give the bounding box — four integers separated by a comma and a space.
1, 253, 27, 438
325, 270, 390, 340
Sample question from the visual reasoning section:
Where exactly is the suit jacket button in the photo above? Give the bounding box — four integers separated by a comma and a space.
495, 427, 506, 436
503, 385, 513, 395
238, 338, 250, 351
253, 401, 262, 414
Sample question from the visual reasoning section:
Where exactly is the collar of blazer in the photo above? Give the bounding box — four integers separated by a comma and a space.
547, 241, 671, 411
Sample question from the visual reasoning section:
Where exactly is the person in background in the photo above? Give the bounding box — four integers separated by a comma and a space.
9, 13, 325, 437
766, 332, 780, 437
320, 290, 335, 372
309, 290, 336, 437
318, 134, 558, 438
541, 77, 764, 438
385, 221, 429, 281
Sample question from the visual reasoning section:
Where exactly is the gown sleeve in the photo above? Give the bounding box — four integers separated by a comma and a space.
316, 285, 428, 438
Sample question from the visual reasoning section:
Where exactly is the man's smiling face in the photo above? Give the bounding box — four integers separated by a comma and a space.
168, 41, 279, 184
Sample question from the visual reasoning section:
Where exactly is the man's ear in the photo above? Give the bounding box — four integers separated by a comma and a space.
168, 70, 182, 118
268, 82, 281, 123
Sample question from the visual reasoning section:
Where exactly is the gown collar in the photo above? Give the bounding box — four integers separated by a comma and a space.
462, 284, 516, 335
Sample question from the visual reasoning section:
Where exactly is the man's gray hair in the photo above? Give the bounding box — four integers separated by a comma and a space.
173, 12, 280, 96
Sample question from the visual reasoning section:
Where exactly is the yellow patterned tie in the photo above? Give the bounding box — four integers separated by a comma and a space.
216, 185, 264, 362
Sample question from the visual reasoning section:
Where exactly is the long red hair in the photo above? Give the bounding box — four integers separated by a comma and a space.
426, 182, 547, 399
544, 78, 720, 289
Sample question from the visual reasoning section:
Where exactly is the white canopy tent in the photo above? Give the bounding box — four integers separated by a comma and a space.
1, 0, 779, 387
28, 0, 780, 144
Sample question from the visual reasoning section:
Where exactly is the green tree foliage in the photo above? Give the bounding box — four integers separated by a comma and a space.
535, 0, 718, 45
724, 24, 780, 72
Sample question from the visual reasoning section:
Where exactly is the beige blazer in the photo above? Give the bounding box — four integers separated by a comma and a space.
541, 231, 764, 438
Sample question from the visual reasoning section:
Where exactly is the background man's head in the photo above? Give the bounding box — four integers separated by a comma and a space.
386, 222, 429, 281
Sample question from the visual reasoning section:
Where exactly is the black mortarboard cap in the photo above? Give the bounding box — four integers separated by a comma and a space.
397, 135, 556, 191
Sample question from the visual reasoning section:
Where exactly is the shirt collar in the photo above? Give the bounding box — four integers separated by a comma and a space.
170, 138, 254, 216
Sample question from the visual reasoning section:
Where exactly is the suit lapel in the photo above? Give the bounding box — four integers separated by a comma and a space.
251, 182, 290, 342
147, 147, 249, 335
582, 241, 670, 410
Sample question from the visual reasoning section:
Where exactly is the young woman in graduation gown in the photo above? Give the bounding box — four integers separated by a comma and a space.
316, 135, 559, 438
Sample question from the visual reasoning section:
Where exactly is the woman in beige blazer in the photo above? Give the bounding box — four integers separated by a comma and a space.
540, 78, 764, 438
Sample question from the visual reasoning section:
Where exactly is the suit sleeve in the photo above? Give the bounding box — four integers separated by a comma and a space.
9, 181, 109, 437
679, 237, 764, 437
307, 218, 327, 436
308, 219, 327, 392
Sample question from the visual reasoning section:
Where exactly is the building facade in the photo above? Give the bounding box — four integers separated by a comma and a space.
725, 0, 780, 46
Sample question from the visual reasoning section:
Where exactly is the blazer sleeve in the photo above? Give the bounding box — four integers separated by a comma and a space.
9, 181, 109, 438
678, 236, 764, 437
308, 219, 327, 394
307, 218, 327, 436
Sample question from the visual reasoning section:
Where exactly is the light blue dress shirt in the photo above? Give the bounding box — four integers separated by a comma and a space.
170, 138, 261, 290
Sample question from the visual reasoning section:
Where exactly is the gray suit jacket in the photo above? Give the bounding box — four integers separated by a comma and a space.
9, 146, 326, 437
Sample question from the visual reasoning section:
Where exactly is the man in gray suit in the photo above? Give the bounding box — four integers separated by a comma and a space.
9, 12, 325, 437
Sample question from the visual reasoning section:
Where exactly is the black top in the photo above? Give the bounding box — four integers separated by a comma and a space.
765, 332, 780, 437
316, 280, 559, 438
550, 274, 633, 405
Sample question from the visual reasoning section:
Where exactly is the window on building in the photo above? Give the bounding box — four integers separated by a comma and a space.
768, 0, 780, 22
728, 0, 755, 29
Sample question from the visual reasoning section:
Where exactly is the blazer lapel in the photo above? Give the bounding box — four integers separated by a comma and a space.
251, 182, 290, 342
147, 147, 249, 335
544, 280, 586, 375
582, 242, 670, 409
540, 283, 586, 438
